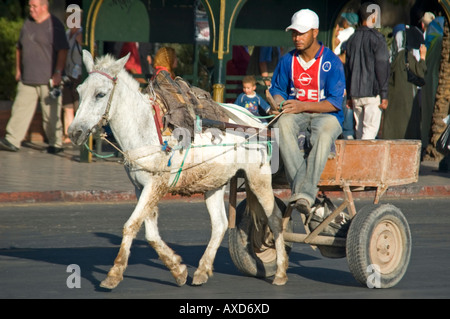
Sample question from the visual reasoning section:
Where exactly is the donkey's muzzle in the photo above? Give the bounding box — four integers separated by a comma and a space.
67, 123, 92, 146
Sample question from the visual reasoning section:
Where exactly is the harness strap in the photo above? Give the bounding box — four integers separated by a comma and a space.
152, 103, 164, 145
89, 70, 117, 82
98, 80, 117, 128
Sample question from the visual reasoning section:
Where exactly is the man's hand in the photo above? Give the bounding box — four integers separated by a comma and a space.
346, 99, 353, 110
269, 108, 281, 116
379, 99, 388, 110
419, 44, 427, 61
52, 72, 63, 86
268, 94, 286, 115
281, 99, 305, 114
281, 99, 337, 114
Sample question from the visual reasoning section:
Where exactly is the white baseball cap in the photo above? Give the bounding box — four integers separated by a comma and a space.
286, 9, 319, 33
421, 12, 435, 26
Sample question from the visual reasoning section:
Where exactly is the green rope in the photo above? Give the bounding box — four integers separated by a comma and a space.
84, 143, 116, 159
169, 144, 191, 188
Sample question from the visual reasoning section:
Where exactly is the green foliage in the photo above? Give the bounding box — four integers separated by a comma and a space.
0, 18, 23, 100
0, 0, 26, 20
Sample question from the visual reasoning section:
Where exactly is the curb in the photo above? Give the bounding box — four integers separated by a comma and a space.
1, 185, 449, 204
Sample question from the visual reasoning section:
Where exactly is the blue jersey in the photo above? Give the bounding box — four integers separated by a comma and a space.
269, 44, 345, 125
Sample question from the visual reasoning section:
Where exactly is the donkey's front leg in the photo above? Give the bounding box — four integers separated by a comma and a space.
100, 182, 165, 289
192, 187, 228, 285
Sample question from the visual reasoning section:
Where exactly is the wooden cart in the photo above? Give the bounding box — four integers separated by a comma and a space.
227, 139, 421, 288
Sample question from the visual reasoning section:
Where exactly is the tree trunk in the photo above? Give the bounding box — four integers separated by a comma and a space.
424, 22, 450, 161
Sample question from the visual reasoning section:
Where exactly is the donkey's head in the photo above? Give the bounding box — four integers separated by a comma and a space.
68, 50, 130, 146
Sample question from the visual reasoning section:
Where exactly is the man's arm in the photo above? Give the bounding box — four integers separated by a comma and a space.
269, 94, 338, 115
280, 98, 338, 114
268, 54, 290, 112
15, 48, 21, 81
259, 47, 274, 87
374, 35, 390, 110
52, 49, 68, 86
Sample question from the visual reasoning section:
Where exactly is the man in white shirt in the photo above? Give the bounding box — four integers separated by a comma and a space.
334, 12, 359, 56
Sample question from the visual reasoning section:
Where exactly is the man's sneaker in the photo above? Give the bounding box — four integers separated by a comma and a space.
47, 146, 64, 154
0, 138, 19, 152
293, 198, 311, 216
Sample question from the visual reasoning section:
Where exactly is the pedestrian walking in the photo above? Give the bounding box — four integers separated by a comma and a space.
345, 2, 390, 140
62, 10, 83, 144
0, 0, 69, 153
382, 26, 427, 140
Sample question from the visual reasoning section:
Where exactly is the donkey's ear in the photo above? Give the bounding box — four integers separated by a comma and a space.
83, 50, 94, 73
114, 52, 130, 72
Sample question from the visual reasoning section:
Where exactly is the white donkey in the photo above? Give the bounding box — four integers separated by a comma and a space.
68, 50, 288, 289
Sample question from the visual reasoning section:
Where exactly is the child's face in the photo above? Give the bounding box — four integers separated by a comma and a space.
242, 82, 256, 95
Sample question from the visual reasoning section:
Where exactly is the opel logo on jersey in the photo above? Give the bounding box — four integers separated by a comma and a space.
299, 72, 312, 86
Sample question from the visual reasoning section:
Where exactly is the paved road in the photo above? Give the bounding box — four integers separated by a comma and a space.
0, 198, 449, 301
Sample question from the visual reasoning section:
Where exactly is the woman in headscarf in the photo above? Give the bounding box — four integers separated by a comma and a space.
381, 25, 427, 140
153, 47, 178, 79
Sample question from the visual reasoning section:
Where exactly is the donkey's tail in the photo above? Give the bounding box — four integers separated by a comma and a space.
244, 180, 270, 231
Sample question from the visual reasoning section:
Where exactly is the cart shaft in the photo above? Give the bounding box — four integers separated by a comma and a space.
283, 232, 346, 247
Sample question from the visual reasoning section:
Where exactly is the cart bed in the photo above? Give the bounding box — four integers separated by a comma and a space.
319, 139, 421, 187
272, 139, 421, 189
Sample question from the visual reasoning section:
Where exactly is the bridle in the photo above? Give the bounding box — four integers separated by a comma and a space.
88, 70, 118, 128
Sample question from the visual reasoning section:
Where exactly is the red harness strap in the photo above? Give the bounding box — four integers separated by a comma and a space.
151, 66, 171, 81
152, 102, 164, 145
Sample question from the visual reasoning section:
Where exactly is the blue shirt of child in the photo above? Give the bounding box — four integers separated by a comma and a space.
234, 93, 271, 121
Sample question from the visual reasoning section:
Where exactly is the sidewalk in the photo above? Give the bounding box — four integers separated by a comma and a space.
0, 141, 449, 204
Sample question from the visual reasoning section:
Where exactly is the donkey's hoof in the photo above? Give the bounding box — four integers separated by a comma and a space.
174, 264, 188, 286
100, 276, 121, 290
272, 275, 288, 286
192, 271, 210, 286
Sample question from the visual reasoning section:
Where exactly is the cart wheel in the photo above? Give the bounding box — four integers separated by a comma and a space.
346, 204, 411, 288
228, 197, 293, 278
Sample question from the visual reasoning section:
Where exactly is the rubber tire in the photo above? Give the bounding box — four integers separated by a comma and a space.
228, 197, 293, 278
346, 204, 412, 288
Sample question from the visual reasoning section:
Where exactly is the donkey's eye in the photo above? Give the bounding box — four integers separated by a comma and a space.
96, 92, 106, 99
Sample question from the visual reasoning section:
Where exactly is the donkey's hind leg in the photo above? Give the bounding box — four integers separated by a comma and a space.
144, 206, 188, 286
246, 170, 289, 285
192, 186, 228, 285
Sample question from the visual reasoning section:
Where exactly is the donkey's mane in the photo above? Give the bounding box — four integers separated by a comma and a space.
94, 54, 141, 92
